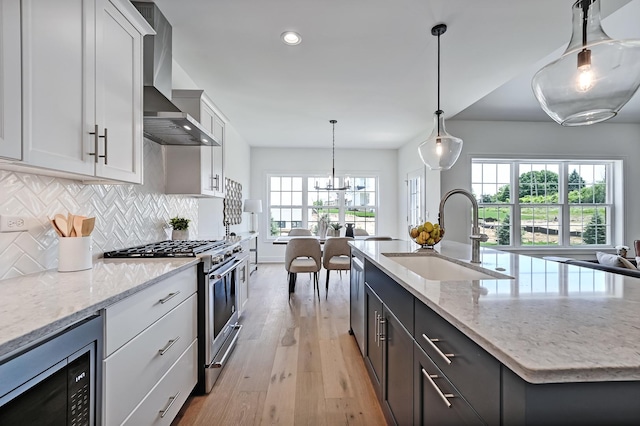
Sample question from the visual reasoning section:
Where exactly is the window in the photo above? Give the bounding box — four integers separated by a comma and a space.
268, 175, 378, 237
471, 159, 617, 248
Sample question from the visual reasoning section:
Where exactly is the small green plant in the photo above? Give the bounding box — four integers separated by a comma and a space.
169, 216, 190, 231
330, 222, 343, 231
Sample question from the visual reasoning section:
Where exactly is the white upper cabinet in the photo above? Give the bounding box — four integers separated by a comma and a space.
0, 0, 22, 160
166, 90, 225, 197
19, 0, 153, 183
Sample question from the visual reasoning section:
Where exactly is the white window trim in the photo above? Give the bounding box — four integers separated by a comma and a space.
265, 173, 379, 239
471, 157, 623, 253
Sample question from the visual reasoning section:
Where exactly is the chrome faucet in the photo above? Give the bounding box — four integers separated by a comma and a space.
438, 188, 488, 263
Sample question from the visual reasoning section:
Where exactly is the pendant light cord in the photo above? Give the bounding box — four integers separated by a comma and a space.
431, 24, 447, 136
581, 0, 590, 48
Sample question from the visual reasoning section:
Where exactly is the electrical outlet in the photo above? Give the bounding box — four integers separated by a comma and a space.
0, 215, 28, 232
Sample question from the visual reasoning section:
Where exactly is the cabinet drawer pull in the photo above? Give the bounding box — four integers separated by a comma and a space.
159, 291, 180, 304
158, 336, 180, 355
421, 368, 454, 408
159, 391, 180, 418
422, 333, 454, 365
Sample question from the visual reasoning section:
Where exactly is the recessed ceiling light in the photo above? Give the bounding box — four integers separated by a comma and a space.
281, 31, 302, 46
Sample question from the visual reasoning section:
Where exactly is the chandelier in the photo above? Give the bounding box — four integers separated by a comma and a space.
314, 119, 351, 191
418, 23, 463, 171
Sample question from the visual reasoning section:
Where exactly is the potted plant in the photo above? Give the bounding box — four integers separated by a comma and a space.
169, 216, 190, 240
327, 222, 343, 237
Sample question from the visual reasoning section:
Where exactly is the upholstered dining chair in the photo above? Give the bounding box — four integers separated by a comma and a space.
288, 228, 312, 236
285, 237, 322, 298
353, 228, 369, 236
322, 237, 353, 298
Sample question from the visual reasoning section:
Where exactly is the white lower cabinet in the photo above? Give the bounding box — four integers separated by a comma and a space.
122, 341, 198, 426
102, 265, 198, 426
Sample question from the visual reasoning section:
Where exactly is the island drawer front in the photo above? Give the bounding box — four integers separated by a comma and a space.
414, 301, 500, 425
122, 340, 197, 426
365, 260, 414, 334
104, 266, 197, 355
104, 294, 197, 426
414, 342, 484, 426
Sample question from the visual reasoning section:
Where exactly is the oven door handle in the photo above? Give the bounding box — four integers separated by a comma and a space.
210, 259, 240, 279
211, 323, 243, 368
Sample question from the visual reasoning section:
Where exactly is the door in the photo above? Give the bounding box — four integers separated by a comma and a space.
365, 285, 383, 399
407, 167, 426, 229
21, 0, 96, 176
0, 0, 21, 160
94, 0, 143, 182
413, 342, 484, 426
384, 307, 414, 426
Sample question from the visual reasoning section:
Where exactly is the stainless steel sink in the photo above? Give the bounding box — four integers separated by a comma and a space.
382, 253, 514, 281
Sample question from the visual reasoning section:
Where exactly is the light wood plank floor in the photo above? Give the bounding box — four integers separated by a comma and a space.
172, 263, 386, 426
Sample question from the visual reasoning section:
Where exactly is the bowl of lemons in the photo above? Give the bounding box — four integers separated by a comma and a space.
408, 221, 444, 248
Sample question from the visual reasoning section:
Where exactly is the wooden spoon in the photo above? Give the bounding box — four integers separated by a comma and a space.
80, 217, 95, 237
54, 214, 69, 237
73, 215, 87, 237
49, 217, 63, 237
67, 213, 75, 237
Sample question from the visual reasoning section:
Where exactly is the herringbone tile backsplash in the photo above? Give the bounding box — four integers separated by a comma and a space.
0, 141, 198, 280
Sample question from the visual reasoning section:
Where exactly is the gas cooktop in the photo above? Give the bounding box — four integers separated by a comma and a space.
103, 240, 227, 258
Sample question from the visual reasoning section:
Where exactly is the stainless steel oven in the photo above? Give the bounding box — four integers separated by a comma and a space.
196, 247, 248, 394
0, 315, 102, 426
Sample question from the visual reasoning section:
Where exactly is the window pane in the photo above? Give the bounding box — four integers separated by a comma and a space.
292, 177, 303, 191
270, 177, 280, 191
570, 206, 609, 245
518, 163, 558, 203
271, 192, 281, 205
520, 206, 559, 246
478, 206, 512, 246
347, 207, 376, 235
292, 192, 303, 205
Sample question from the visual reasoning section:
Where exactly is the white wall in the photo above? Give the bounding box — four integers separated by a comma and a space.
251, 147, 398, 262
396, 132, 441, 238
441, 120, 640, 255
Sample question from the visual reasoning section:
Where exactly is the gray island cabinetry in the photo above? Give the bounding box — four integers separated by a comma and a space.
350, 240, 640, 425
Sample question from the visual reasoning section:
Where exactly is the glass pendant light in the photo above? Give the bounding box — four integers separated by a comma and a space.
314, 120, 350, 191
532, 0, 640, 126
418, 24, 463, 171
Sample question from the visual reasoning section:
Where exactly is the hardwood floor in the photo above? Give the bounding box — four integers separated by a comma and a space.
172, 264, 386, 426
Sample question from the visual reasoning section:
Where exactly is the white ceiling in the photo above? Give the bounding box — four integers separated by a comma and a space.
148, 0, 638, 149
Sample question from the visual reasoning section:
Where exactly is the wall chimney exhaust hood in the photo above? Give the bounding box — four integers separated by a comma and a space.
132, 2, 219, 146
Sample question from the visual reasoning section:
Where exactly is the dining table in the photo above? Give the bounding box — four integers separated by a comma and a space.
272, 235, 390, 245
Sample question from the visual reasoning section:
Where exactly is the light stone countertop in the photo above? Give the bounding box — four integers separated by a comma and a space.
350, 239, 640, 384
0, 257, 200, 360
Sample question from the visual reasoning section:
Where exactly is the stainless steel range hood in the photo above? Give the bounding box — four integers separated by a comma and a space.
132, 2, 219, 146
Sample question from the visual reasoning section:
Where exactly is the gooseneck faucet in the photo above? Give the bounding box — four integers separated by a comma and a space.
438, 188, 488, 263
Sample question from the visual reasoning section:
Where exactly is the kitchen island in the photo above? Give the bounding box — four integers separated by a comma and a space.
349, 239, 640, 425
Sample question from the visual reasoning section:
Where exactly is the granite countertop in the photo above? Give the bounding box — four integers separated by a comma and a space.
0, 257, 200, 360
350, 239, 640, 384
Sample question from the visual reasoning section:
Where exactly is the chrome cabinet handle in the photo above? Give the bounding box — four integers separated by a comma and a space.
88, 124, 99, 163
213, 174, 220, 191
422, 333, 454, 365
378, 317, 386, 342
101, 127, 108, 165
158, 336, 180, 355
374, 310, 379, 345
88, 125, 107, 164
209, 175, 215, 190
159, 291, 180, 304
159, 391, 180, 418
422, 368, 454, 408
